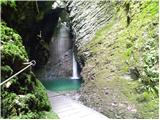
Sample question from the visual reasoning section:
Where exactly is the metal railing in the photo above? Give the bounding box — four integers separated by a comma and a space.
0, 60, 36, 86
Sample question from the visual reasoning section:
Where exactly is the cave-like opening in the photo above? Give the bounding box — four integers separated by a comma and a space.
34, 5, 82, 91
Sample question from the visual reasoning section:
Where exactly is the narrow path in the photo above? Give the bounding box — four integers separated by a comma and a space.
47, 91, 108, 119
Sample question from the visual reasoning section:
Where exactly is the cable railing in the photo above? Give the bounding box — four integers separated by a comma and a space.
0, 60, 36, 86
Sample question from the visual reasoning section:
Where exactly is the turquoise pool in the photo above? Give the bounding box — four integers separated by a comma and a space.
40, 78, 82, 91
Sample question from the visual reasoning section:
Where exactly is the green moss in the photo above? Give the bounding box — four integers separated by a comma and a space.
139, 99, 159, 118
2, 43, 28, 62
0, 0, 16, 8
38, 111, 59, 119
80, 1, 158, 119
1, 65, 13, 79
11, 111, 59, 119
117, 1, 159, 93
33, 78, 51, 111
1, 22, 23, 47
1, 23, 57, 119
1, 22, 28, 68
1, 91, 17, 117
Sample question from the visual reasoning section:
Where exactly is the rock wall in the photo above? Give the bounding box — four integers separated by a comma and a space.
35, 9, 74, 80
66, 1, 115, 51
66, 1, 159, 119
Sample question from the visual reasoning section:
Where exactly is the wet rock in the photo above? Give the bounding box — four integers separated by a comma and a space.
66, 1, 114, 51
66, 1, 159, 119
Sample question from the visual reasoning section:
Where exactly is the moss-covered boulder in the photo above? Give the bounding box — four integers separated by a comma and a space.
1, 22, 57, 119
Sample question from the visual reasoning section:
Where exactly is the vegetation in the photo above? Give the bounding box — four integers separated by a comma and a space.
79, 0, 159, 119
121, 0, 159, 94
0, 0, 158, 119
1, 22, 58, 119
1, 1, 58, 118
0, 0, 16, 8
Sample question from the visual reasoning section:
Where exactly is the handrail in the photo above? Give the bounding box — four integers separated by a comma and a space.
0, 60, 36, 86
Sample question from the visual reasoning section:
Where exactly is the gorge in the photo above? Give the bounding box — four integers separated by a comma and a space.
1, 0, 159, 119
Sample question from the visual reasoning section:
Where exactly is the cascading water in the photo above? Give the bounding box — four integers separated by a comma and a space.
51, 22, 71, 64
36, 15, 82, 91
71, 53, 79, 79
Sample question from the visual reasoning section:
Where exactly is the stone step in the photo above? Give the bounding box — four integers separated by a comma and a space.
47, 91, 108, 119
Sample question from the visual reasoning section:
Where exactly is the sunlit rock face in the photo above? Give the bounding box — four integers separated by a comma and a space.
66, 1, 114, 49
66, 1, 115, 68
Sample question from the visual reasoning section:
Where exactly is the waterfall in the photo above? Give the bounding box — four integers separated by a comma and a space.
52, 22, 71, 63
36, 19, 80, 80
71, 53, 79, 79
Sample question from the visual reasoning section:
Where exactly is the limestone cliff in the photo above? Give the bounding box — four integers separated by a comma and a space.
67, 1, 159, 119
66, 1, 114, 51
1, 0, 158, 119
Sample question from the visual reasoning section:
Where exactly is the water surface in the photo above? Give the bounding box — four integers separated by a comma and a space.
40, 78, 82, 91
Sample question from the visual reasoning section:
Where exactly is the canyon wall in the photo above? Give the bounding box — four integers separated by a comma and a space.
66, 1, 115, 59
66, 1, 159, 119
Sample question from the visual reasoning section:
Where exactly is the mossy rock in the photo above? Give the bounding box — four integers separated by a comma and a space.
79, 1, 159, 119
1, 22, 53, 119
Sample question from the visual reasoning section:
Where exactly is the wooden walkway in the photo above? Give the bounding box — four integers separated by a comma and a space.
47, 91, 108, 119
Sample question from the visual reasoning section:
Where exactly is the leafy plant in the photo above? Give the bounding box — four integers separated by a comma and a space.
123, 1, 159, 94
0, 0, 16, 8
